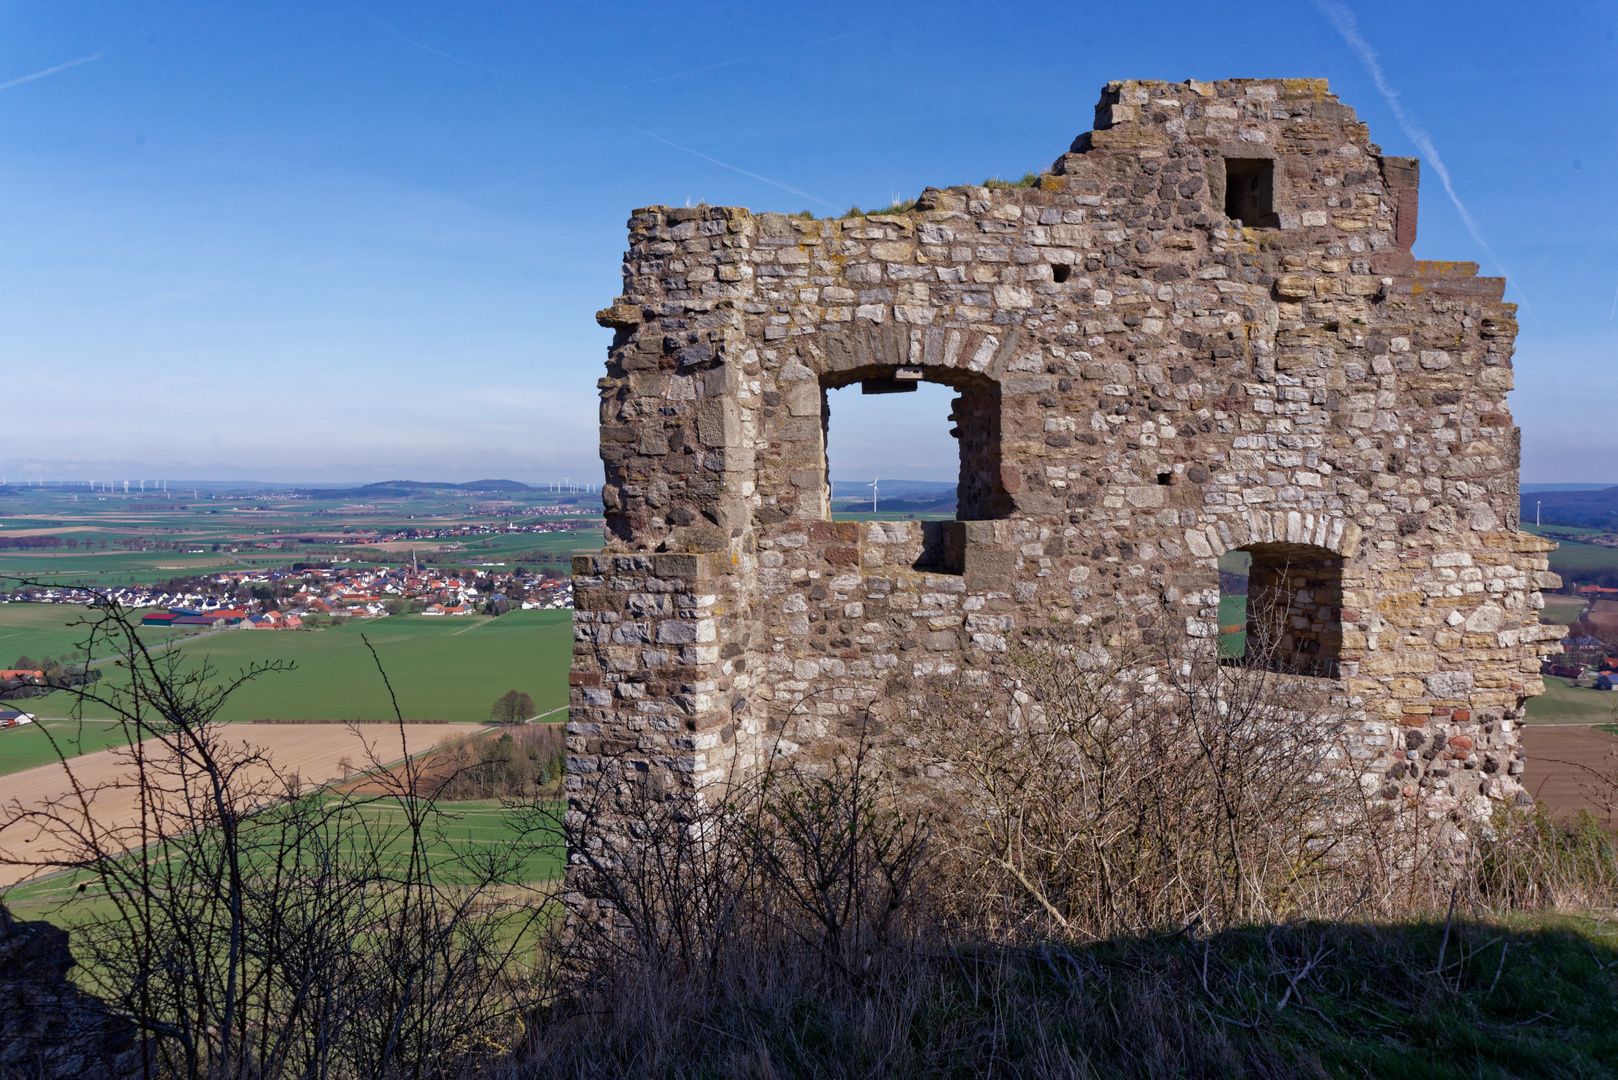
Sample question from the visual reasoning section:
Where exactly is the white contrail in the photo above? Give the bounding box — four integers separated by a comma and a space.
629, 126, 841, 211
622, 55, 758, 91
0, 53, 102, 92
621, 31, 861, 91
342, 4, 501, 76
1310, 0, 1525, 303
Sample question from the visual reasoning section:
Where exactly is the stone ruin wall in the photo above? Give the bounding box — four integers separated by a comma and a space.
570, 78, 1564, 850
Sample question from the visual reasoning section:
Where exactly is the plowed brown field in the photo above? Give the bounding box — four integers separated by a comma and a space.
0, 722, 487, 888
1581, 599, 1618, 641
1520, 724, 1618, 825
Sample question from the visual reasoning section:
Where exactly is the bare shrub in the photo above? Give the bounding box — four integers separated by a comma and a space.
0, 594, 551, 1080
905, 622, 1376, 938
555, 728, 929, 989
524, 728, 930, 1075
522, 616, 1618, 1077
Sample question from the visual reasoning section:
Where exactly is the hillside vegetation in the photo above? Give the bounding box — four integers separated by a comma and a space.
5, 613, 1617, 1079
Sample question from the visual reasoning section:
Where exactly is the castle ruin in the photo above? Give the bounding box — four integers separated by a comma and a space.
571, 78, 1562, 835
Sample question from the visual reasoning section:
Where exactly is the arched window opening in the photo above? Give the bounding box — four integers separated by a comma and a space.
1221, 543, 1344, 678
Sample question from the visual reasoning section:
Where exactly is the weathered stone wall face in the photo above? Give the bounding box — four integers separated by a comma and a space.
571, 78, 1562, 841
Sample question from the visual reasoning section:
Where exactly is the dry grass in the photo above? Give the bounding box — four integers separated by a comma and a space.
510, 623, 1618, 1079
509, 918, 1618, 1079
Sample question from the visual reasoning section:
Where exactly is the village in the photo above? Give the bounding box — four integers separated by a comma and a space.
0, 561, 573, 626
220, 517, 589, 552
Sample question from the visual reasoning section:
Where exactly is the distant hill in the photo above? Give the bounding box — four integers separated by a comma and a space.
830, 478, 956, 497
294, 480, 534, 499
1522, 483, 1618, 492
459, 479, 533, 492
1522, 487, 1618, 530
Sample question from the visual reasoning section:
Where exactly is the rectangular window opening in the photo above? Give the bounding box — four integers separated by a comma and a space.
1223, 158, 1277, 228
821, 372, 1012, 543
1221, 544, 1342, 678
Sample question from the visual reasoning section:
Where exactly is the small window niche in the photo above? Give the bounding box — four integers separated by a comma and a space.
1222, 543, 1343, 678
1223, 158, 1277, 228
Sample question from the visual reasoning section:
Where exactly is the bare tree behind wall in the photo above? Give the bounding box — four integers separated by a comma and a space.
899, 611, 1388, 939
0, 583, 558, 1080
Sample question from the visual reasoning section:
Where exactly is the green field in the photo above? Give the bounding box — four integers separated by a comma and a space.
0, 550, 246, 586
1218, 592, 1247, 656
1539, 595, 1588, 626
1524, 675, 1618, 725
330, 799, 563, 885
1, 602, 111, 660
1522, 523, 1610, 538
1546, 541, 1618, 574
3, 609, 571, 742
0, 798, 564, 927
0, 602, 205, 663
1535, 538, 1618, 578
0, 718, 141, 775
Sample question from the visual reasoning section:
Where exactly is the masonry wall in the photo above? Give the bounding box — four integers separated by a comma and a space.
570, 78, 1563, 859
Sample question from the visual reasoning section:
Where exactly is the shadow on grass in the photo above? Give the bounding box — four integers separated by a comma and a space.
521, 917, 1618, 1080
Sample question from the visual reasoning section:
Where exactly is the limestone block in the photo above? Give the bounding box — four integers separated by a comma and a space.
1425, 671, 1474, 698
697, 398, 742, 448
1463, 604, 1504, 633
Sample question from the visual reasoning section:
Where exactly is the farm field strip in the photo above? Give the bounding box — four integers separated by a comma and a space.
4, 610, 573, 737
0, 799, 565, 927
1519, 724, 1618, 822
1538, 595, 1588, 625
1525, 675, 1618, 725
0, 718, 147, 777
0, 722, 491, 889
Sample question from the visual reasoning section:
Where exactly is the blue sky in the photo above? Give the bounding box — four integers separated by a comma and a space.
0, 0, 1613, 484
